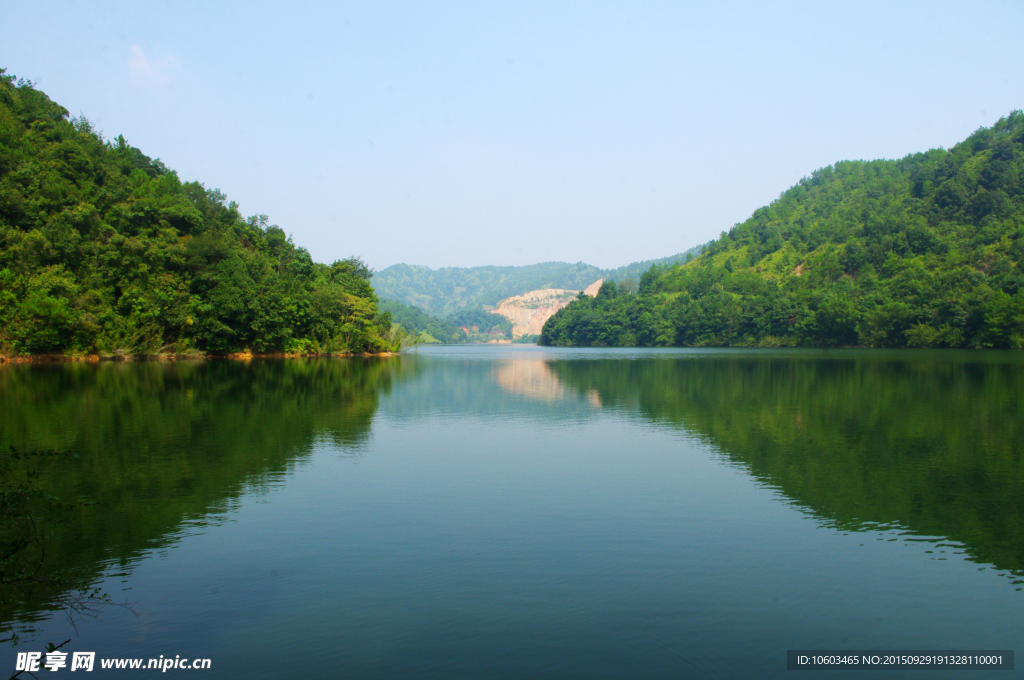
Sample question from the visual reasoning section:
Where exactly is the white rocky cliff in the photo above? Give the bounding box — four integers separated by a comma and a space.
490, 279, 603, 337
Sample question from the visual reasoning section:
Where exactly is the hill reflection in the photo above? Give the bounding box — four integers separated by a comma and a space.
546, 351, 1024, 579
0, 357, 414, 631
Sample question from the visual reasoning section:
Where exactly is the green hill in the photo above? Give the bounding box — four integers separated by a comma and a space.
0, 69, 399, 357
542, 113, 1024, 349
603, 246, 710, 283
374, 245, 707, 317
378, 298, 467, 343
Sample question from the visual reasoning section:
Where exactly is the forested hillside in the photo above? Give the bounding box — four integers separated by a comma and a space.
542, 113, 1024, 349
604, 243, 709, 283
378, 300, 516, 344
378, 299, 467, 343
374, 245, 706, 317
0, 70, 400, 357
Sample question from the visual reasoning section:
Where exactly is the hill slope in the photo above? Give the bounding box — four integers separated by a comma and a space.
542, 113, 1024, 349
377, 298, 467, 344
374, 245, 706, 317
0, 70, 398, 356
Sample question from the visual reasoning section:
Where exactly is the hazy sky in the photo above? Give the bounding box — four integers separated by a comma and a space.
2, 1, 1021, 271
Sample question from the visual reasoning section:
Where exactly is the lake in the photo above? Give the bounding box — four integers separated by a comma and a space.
1, 345, 1021, 678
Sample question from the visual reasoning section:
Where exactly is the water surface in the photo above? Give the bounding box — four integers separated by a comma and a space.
1, 346, 1021, 678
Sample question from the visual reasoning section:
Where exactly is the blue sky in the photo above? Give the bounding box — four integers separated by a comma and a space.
2, 1, 1021, 270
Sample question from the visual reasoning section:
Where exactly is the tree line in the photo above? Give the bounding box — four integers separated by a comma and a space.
0, 69, 403, 357
542, 112, 1024, 349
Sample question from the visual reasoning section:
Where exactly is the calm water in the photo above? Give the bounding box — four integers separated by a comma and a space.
0, 346, 1022, 678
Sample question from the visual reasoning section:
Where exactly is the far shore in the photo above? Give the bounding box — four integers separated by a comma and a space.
0, 351, 398, 364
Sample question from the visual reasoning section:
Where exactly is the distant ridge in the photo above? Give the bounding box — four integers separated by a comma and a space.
373, 244, 707, 317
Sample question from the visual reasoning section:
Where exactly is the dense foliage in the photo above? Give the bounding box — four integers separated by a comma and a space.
379, 298, 468, 344
448, 307, 513, 340
381, 298, 532, 344
542, 113, 1024, 348
374, 245, 706, 317
0, 70, 398, 356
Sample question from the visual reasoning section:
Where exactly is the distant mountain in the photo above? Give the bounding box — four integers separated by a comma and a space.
373, 245, 707, 317
603, 247, 709, 283
378, 299, 467, 344
378, 298, 514, 344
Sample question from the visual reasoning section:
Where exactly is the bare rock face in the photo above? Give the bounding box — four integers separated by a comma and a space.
490, 280, 603, 337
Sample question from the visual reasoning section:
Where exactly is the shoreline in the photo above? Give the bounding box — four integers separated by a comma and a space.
0, 351, 398, 364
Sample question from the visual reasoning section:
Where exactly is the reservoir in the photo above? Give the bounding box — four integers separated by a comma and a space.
1, 346, 1021, 678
